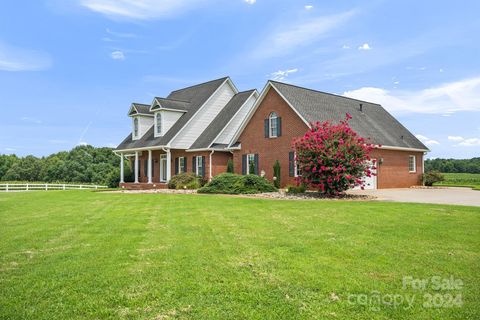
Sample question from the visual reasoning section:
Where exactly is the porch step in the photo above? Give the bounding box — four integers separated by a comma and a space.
119, 183, 168, 190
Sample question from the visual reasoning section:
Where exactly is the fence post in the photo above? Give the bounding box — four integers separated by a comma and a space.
80, 185, 83, 190
6, 184, 8, 192
26, 184, 29, 191
63, 184, 66, 190
45, 184, 48, 191
95, 185, 98, 190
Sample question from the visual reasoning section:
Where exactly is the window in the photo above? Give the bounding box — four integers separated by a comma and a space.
133, 118, 139, 138
179, 157, 185, 173
295, 159, 301, 178
269, 112, 278, 137
196, 156, 203, 176
247, 154, 255, 174
409, 155, 416, 173
155, 112, 162, 136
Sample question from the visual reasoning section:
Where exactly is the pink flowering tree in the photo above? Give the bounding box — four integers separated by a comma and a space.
292, 114, 377, 196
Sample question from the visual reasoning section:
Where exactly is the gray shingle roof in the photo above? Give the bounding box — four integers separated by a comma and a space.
129, 103, 153, 116
116, 77, 229, 150
151, 97, 190, 111
190, 90, 256, 150
271, 81, 428, 150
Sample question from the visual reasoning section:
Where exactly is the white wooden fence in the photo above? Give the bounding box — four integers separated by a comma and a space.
0, 184, 108, 192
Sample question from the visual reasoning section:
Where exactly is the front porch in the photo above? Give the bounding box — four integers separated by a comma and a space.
118, 149, 172, 186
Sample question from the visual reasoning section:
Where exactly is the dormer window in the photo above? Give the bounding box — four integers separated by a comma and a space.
133, 118, 139, 138
155, 112, 162, 136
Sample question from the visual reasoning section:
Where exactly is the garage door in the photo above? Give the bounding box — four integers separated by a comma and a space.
353, 160, 377, 190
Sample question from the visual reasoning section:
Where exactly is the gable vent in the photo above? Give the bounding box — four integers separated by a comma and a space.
359, 103, 363, 112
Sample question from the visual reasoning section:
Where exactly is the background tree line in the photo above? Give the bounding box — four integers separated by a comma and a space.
0, 145, 132, 187
424, 157, 480, 173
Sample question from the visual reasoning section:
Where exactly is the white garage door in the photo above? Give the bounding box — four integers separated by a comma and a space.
353, 160, 377, 190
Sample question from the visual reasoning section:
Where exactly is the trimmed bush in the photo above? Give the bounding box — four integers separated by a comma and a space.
285, 184, 306, 194
227, 159, 234, 173
168, 172, 204, 189
198, 173, 277, 194
423, 171, 445, 186
273, 160, 281, 188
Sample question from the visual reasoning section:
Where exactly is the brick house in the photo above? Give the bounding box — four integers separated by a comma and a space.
115, 78, 428, 189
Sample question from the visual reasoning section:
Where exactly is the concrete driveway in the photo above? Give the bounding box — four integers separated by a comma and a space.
348, 187, 480, 207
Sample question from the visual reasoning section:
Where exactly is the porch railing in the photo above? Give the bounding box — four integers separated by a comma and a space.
0, 184, 108, 192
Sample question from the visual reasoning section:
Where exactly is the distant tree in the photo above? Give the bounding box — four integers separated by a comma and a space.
3, 155, 43, 181
0, 155, 18, 180
425, 158, 480, 174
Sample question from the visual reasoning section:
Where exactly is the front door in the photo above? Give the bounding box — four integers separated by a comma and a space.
160, 154, 167, 182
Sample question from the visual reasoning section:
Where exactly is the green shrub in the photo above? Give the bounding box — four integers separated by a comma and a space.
227, 159, 234, 173
285, 184, 306, 194
198, 173, 277, 194
273, 160, 281, 188
168, 172, 204, 189
423, 171, 445, 186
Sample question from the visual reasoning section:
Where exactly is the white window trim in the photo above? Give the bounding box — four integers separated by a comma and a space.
154, 112, 163, 137
160, 154, 167, 182
179, 156, 185, 173
409, 155, 416, 173
247, 154, 255, 174
133, 117, 139, 139
269, 112, 278, 138
196, 156, 203, 176
294, 152, 301, 177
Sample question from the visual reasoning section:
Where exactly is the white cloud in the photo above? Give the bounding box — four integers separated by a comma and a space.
20, 117, 42, 124
79, 0, 206, 20
448, 136, 464, 141
269, 68, 298, 81
0, 41, 52, 71
342, 44, 350, 49
5, 148, 17, 152
111, 50, 125, 60
458, 138, 480, 146
305, 5, 313, 10
358, 43, 371, 50
251, 10, 356, 59
415, 134, 439, 146
106, 28, 136, 38
343, 77, 480, 114
244, 0, 256, 4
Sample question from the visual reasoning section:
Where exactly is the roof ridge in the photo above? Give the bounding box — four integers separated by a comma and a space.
132, 102, 150, 106
236, 89, 257, 95
154, 97, 190, 103
270, 80, 382, 107
170, 76, 229, 94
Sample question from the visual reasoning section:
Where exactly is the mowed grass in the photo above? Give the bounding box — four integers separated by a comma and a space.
435, 173, 480, 190
0, 191, 479, 319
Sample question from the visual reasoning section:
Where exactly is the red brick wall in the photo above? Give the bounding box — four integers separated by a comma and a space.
233, 87, 424, 189
371, 149, 424, 188
134, 149, 232, 183
233, 88, 309, 187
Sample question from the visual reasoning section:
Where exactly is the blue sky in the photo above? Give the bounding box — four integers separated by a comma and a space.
1, 0, 479, 159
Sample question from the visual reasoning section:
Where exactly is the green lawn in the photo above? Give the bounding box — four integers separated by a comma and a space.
0, 191, 479, 319
434, 173, 480, 190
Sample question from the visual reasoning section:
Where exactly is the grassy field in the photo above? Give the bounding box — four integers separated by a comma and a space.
0, 191, 479, 319
434, 173, 480, 190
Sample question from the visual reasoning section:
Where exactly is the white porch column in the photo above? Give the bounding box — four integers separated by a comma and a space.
120, 153, 125, 183
166, 149, 172, 182
147, 150, 152, 184
134, 151, 139, 183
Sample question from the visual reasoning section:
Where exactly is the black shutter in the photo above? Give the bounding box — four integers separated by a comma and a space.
151, 158, 154, 177
144, 160, 148, 177
264, 119, 269, 138
277, 117, 282, 137
175, 157, 179, 175
242, 154, 247, 175
201, 156, 206, 177
184, 157, 187, 172
192, 156, 197, 174
138, 161, 141, 178
289, 152, 294, 177
254, 154, 259, 175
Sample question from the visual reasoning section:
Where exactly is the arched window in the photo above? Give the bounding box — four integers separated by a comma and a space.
269, 112, 278, 137
156, 112, 162, 135
133, 118, 139, 138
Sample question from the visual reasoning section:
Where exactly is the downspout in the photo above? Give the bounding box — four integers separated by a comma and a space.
209, 149, 215, 181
